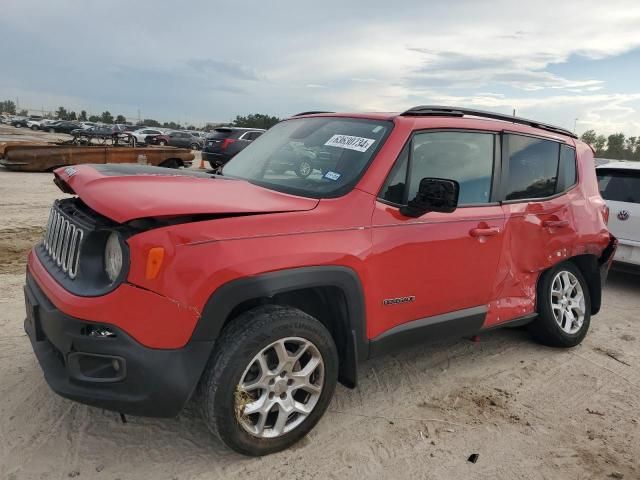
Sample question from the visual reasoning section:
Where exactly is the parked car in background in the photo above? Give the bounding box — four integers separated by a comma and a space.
24, 107, 615, 456
47, 121, 82, 134
27, 118, 47, 130
147, 130, 203, 150
188, 130, 207, 140
129, 128, 164, 145
9, 116, 29, 128
202, 127, 264, 168
597, 160, 640, 272
39, 119, 60, 130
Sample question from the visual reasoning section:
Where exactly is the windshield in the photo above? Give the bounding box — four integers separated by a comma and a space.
221, 117, 392, 197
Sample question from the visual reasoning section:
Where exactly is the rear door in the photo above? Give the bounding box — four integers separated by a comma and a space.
495, 134, 579, 326
597, 167, 640, 261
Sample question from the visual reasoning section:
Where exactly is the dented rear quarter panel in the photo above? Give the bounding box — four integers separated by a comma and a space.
485, 140, 612, 327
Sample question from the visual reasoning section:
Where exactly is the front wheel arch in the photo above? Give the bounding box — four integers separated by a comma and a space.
193, 266, 368, 388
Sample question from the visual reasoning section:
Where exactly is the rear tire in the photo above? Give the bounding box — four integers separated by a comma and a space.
530, 261, 591, 347
198, 305, 338, 456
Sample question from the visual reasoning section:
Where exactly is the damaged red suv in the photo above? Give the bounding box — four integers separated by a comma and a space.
24, 106, 616, 455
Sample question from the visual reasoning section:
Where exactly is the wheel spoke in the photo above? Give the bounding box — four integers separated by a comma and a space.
254, 411, 268, 436
272, 405, 290, 436
243, 395, 270, 416
272, 340, 291, 369
293, 355, 321, 379
241, 354, 269, 390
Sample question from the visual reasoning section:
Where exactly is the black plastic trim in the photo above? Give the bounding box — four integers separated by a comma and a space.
292, 111, 335, 117
24, 271, 214, 417
401, 105, 577, 139
193, 266, 369, 362
368, 306, 487, 357
480, 313, 537, 332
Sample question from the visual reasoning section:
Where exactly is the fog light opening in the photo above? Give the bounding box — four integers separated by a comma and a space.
84, 325, 117, 338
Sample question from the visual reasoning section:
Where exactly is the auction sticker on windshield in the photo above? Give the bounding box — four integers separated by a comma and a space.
324, 135, 375, 152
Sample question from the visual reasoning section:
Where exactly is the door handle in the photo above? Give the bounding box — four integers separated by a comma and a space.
542, 220, 569, 229
469, 227, 500, 237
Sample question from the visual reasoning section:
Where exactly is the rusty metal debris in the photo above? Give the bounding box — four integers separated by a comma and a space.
0, 141, 194, 172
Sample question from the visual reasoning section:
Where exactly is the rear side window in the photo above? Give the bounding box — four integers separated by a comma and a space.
504, 135, 559, 200
597, 169, 640, 204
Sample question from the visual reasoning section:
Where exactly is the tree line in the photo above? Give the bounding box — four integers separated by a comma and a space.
1, 99, 282, 131
579, 130, 638, 161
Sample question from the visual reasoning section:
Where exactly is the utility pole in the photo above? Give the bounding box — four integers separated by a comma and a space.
574, 118, 578, 134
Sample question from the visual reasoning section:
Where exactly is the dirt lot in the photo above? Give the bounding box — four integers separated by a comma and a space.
1, 132, 639, 479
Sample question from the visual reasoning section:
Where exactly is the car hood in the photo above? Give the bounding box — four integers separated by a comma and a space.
53, 164, 319, 223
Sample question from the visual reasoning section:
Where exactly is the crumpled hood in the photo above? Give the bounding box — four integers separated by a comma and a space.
53, 164, 319, 223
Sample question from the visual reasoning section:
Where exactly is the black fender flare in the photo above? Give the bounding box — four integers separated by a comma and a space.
190, 266, 369, 386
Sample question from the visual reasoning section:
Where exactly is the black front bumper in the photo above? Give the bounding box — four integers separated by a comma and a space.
24, 273, 214, 417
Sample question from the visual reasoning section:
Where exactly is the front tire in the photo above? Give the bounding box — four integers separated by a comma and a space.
530, 261, 591, 347
198, 305, 338, 456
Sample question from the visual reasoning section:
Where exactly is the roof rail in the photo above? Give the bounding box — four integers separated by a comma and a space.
400, 105, 577, 139
292, 111, 335, 117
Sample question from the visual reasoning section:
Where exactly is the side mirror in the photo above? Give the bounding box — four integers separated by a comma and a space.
400, 178, 459, 218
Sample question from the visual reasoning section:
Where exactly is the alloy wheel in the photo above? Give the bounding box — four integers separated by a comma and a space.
235, 337, 324, 439
550, 270, 585, 334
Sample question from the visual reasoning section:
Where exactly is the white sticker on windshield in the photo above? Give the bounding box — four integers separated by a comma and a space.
324, 135, 375, 152
324, 171, 341, 181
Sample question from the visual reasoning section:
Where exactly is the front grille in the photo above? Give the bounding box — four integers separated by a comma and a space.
43, 205, 84, 279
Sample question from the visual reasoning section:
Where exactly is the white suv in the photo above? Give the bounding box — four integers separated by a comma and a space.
597, 160, 640, 271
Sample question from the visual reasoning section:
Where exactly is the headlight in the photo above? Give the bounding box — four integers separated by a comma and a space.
104, 232, 123, 283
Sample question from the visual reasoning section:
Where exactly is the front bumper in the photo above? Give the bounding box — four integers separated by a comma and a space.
24, 272, 214, 417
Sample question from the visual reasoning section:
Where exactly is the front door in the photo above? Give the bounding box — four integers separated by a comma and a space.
368, 130, 505, 340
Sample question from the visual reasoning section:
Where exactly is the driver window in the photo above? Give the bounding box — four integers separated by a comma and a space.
408, 132, 495, 205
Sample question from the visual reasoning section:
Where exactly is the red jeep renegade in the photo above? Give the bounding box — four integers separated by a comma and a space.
24, 106, 616, 455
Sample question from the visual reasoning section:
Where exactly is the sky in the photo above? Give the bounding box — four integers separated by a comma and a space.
1, 0, 640, 135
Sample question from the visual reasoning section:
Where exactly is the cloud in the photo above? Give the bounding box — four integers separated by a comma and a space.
0, 0, 640, 133
185, 59, 261, 81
